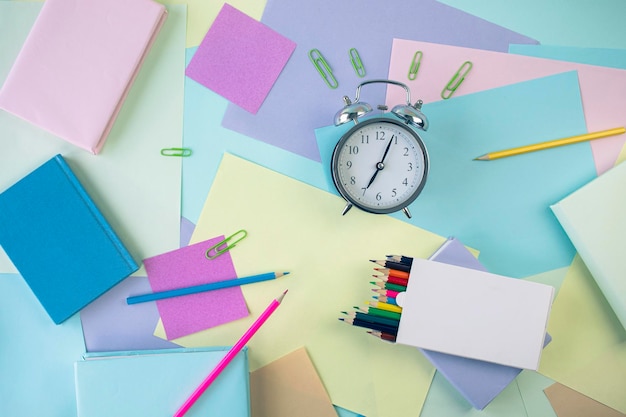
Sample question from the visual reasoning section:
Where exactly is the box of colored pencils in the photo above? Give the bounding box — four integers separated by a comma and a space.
338, 255, 411, 343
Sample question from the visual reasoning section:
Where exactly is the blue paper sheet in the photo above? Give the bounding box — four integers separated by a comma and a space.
316, 71, 595, 278
220, 0, 537, 162
0, 274, 86, 417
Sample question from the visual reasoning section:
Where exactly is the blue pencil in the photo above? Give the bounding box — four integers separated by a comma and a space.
126, 271, 289, 304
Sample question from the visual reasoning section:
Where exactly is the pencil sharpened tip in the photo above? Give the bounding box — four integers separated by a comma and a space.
473, 155, 489, 161
277, 289, 288, 303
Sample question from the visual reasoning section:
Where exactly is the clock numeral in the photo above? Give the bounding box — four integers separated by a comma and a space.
391, 188, 397, 197
376, 131, 386, 141
376, 192, 382, 201
403, 147, 409, 156
348, 145, 359, 155
360, 134, 369, 144
350, 176, 356, 185
407, 162, 413, 171
361, 187, 367, 196
402, 178, 408, 186
346, 160, 352, 169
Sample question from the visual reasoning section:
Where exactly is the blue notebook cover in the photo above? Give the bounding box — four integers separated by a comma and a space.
0, 154, 138, 323
423, 237, 551, 409
74, 347, 250, 417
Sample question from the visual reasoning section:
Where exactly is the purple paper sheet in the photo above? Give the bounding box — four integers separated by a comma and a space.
80, 276, 179, 352
221, 0, 538, 162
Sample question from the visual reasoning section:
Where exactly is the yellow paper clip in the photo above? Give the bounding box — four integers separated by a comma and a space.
441, 60, 473, 99
205, 229, 248, 260
309, 48, 338, 89
407, 51, 423, 81
160, 147, 192, 157
349, 48, 366, 77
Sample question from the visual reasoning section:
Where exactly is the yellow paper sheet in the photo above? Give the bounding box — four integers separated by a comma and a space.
164, 154, 446, 417
250, 347, 337, 417
158, 0, 267, 47
539, 255, 626, 412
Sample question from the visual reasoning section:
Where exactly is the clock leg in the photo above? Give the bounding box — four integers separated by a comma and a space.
342, 203, 353, 216
402, 207, 412, 219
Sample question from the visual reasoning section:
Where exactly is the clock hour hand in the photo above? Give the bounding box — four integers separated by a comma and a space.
366, 137, 394, 189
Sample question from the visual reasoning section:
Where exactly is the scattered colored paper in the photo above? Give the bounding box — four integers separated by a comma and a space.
186, 3, 296, 114
161, 153, 451, 417
386, 39, 626, 175
539, 255, 626, 413
143, 236, 248, 339
544, 382, 626, 417
0, 274, 86, 417
509, 45, 626, 70
164, 0, 266, 47
437, 0, 626, 49
250, 347, 338, 417
0, 3, 186, 275
318, 72, 593, 278
181, 48, 327, 225
80, 276, 180, 352
221, 0, 537, 162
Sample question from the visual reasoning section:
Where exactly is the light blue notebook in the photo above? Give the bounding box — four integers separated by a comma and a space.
74, 347, 250, 417
0, 154, 138, 323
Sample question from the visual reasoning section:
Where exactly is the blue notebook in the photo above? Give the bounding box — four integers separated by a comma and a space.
74, 347, 250, 417
0, 154, 138, 323
422, 237, 551, 409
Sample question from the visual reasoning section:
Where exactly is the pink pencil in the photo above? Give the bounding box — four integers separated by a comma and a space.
173, 289, 288, 417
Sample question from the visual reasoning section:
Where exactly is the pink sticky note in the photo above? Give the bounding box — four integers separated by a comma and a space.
144, 236, 249, 339
185, 3, 296, 114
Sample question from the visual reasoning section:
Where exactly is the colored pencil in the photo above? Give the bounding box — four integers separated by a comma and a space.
474, 126, 626, 161
374, 267, 410, 279
370, 281, 407, 292
372, 275, 408, 286
368, 330, 397, 342
341, 311, 400, 328
370, 259, 411, 273
354, 306, 402, 321
173, 290, 288, 417
339, 317, 399, 335
126, 272, 289, 304
374, 295, 397, 306
367, 300, 402, 314
385, 255, 413, 266
372, 288, 401, 298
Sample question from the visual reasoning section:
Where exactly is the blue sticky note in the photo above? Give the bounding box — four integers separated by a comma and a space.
75, 347, 250, 417
316, 71, 595, 277
0, 274, 86, 417
0, 155, 139, 323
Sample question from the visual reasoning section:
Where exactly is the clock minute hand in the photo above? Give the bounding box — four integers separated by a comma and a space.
366, 137, 394, 189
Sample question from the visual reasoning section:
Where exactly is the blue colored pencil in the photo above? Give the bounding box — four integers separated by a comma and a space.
126, 272, 289, 304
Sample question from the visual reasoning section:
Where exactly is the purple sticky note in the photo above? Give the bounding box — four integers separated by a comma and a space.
185, 3, 296, 114
144, 236, 249, 340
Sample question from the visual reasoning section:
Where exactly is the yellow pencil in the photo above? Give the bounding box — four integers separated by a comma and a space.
474, 127, 626, 161
367, 300, 402, 314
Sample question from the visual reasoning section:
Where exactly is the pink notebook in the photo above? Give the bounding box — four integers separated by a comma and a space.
0, 0, 167, 154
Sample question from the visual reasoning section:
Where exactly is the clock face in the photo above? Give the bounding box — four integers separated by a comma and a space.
331, 117, 429, 214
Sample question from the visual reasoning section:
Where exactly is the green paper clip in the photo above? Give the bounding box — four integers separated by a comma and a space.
205, 229, 248, 260
349, 48, 366, 77
309, 48, 338, 89
160, 147, 192, 157
407, 50, 422, 81
441, 60, 473, 99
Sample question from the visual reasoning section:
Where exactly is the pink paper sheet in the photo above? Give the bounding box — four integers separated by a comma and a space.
143, 236, 248, 339
185, 3, 296, 114
386, 39, 626, 175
